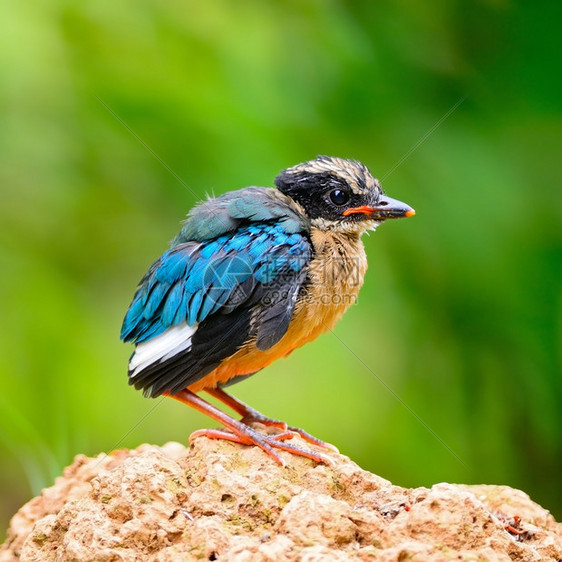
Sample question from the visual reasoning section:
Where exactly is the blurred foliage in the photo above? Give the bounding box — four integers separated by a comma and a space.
1, 0, 561, 537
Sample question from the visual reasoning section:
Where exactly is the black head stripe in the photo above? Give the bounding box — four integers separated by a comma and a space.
275, 170, 351, 219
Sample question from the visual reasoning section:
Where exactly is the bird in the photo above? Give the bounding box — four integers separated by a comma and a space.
121, 156, 415, 465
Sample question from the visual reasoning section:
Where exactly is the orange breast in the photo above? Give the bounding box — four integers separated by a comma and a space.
188, 228, 368, 392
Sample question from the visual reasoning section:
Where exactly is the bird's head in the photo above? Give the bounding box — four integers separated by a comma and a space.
275, 155, 415, 234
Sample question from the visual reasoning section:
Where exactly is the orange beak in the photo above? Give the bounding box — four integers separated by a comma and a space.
343, 196, 415, 220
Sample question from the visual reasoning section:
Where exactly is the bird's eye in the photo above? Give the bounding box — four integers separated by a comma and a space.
329, 188, 350, 206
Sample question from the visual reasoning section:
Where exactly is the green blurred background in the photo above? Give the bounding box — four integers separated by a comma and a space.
1, 0, 561, 536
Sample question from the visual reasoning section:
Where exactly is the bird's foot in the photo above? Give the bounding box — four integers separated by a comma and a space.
286, 425, 340, 454
240, 413, 339, 454
169, 388, 336, 466
206, 388, 339, 454
189, 426, 334, 467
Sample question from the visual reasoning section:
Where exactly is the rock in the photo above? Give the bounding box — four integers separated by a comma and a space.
1, 437, 561, 561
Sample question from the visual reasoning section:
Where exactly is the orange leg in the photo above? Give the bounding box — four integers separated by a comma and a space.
206, 387, 339, 453
165, 389, 334, 466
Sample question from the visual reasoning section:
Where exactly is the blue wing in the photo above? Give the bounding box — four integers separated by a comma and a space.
121, 223, 310, 344
121, 220, 311, 397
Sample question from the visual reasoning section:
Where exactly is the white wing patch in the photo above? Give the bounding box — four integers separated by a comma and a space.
129, 322, 198, 377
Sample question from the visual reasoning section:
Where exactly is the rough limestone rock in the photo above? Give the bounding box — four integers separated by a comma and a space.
1, 437, 561, 561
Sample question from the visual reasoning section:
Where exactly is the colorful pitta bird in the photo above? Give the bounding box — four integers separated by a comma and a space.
121, 156, 414, 465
